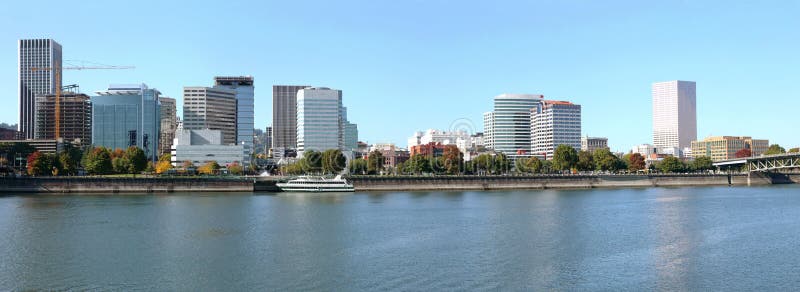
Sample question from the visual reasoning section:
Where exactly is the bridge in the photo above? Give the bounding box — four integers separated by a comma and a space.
713, 153, 800, 172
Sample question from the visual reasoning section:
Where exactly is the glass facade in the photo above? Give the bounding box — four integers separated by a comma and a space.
214, 76, 254, 166
91, 84, 161, 161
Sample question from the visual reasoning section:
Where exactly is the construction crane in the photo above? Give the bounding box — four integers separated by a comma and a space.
30, 64, 134, 140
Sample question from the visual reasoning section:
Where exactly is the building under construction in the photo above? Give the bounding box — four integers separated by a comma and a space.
34, 91, 92, 145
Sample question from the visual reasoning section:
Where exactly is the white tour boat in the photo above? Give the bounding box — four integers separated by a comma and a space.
276, 175, 355, 192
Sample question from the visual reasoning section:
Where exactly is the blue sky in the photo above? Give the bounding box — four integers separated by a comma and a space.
1, 0, 798, 151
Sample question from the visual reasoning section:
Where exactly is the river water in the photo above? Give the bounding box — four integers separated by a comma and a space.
1, 185, 799, 290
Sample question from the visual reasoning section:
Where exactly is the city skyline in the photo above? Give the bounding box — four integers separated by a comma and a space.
2, 1, 799, 151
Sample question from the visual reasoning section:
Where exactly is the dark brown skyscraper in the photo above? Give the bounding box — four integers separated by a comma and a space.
272, 85, 309, 158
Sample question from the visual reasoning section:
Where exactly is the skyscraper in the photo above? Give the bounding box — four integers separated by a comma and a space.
19, 39, 62, 139
92, 84, 161, 161
531, 100, 582, 159
341, 107, 358, 151
652, 80, 697, 150
34, 92, 92, 144
296, 87, 343, 157
182, 86, 237, 145
272, 85, 309, 157
214, 76, 254, 161
483, 94, 543, 159
158, 97, 177, 156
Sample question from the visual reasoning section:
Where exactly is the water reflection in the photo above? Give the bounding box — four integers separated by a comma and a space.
651, 189, 698, 290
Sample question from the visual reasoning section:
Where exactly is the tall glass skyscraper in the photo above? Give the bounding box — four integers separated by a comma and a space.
214, 76, 254, 165
92, 84, 161, 161
483, 94, 543, 160
652, 80, 696, 150
19, 39, 62, 139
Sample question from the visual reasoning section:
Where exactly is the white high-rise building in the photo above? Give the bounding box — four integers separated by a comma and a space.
652, 80, 697, 151
531, 100, 582, 159
296, 87, 343, 157
483, 94, 543, 159
19, 39, 62, 139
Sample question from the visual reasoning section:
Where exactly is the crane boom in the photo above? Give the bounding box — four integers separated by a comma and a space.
29, 64, 134, 140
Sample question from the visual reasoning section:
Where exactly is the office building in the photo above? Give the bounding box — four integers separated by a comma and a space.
214, 76, 254, 165
34, 92, 92, 144
182, 86, 237, 145
265, 126, 272, 156
341, 107, 359, 151
272, 85, 309, 157
296, 87, 343, 156
19, 39, 62, 139
92, 84, 161, 161
171, 129, 245, 167
158, 97, 177, 156
653, 80, 697, 150
690, 136, 769, 161
581, 136, 608, 153
531, 100, 582, 159
483, 94, 543, 159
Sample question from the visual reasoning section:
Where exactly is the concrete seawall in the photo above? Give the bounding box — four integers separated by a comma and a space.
350, 173, 789, 191
0, 177, 254, 193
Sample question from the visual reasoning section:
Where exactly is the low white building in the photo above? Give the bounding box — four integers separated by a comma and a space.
171, 129, 245, 167
632, 144, 658, 157
407, 129, 469, 148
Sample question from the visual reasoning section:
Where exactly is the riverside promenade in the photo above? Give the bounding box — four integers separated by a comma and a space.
1, 173, 798, 193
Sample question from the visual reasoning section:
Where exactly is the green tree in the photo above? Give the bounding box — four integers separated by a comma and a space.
349, 158, 368, 175
789, 148, 800, 153
303, 150, 323, 174
84, 147, 113, 175
764, 144, 786, 155
541, 160, 554, 174
125, 146, 147, 174
27, 151, 55, 176
58, 151, 77, 175
494, 153, 511, 174
552, 145, 578, 172
515, 157, 530, 173
406, 154, 431, 174
658, 156, 686, 173
691, 156, 714, 172
322, 149, 347, 174
367, 150, 385, 175
112, 157, 130, 174
593, 148, 622, 172
474, 154, 492, 174
525, 156, 544, 174
576, 151, 594, 171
